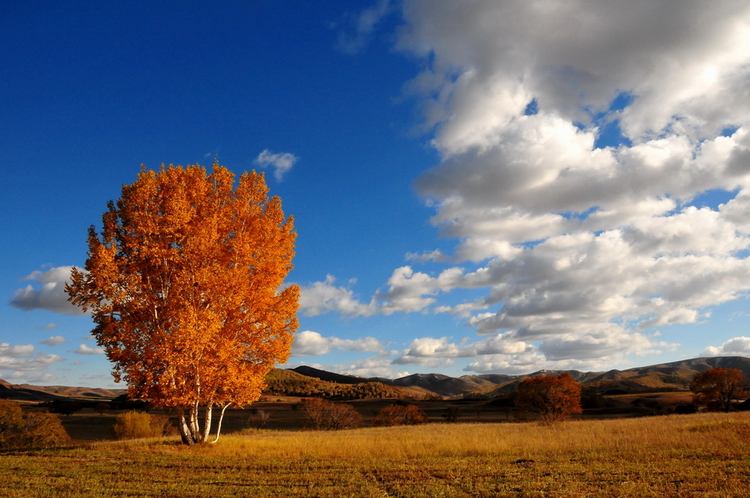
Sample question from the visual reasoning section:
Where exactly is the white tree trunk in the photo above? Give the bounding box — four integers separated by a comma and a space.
211, 404, 231, 444
202, 403, 213, 443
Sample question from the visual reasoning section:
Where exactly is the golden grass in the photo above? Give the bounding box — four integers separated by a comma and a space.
1, 412, 749, 497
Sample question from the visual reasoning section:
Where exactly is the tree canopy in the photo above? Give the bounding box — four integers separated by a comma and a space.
66, 164, 299, 444
516, 373, 583, 423
690, 367, 748, 412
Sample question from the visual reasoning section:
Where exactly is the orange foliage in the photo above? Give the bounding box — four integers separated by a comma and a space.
66, 164, 298, 444
373, 404, 427, 426
690, 367, 748, 412
0, 401, 70, 449
301, 398, 362, 430
516, 373, 583, 423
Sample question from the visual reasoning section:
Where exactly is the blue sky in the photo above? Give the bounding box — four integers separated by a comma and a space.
3, 1, 750, 388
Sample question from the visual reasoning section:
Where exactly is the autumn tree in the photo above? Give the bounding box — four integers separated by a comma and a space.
66, 164, 299, 445
373, 404, 426, 426
690, 367, 748, 412
515, 373, 583, 423
301, 398, 362, 430
0, 400, 70, 449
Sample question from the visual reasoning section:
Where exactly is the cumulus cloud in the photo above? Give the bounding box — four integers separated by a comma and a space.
298, 275, 376, 317
368, 0, 750, 369
0, 342, 64, 373
291, 330, 385, 356
8, 371, 57, 383
299, 268, 467, 317
10, 266, 84, 315
290, 357, 410, 379
392, 327, 676, 372
73, 344, 105, 355
702, 336, 750, 357
40, 336, 66, 347
254, 149, 298, 181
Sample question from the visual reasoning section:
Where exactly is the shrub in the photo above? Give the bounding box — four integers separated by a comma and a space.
301, 398, 361, 430
0, 400, 25, 449
0, 400, 70, 449
18, 412, 70, 448
113, 411, 172, 440
373, 404, 427, 426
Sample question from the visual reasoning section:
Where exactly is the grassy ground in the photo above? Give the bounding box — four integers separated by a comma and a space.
1, 411, 749, 497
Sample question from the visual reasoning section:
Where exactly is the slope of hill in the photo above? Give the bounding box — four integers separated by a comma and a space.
266, 368, 430, 400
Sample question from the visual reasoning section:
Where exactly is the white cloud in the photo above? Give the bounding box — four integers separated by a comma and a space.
298, 275, 376, 317
0, 342, 64, 374
0, 343, 34, 358
10, 266, 84, 315
369, 1, 750, 367
291, 330, 385, 356
40, 336, 67, 347
254, 149, 298, 181
73, 344, 105, 355
289, 357, 410, 379
702, 336, 750, 357
378, 266, 466, 314
8, 371, 57, 383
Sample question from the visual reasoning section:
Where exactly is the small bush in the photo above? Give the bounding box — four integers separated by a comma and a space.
373, 404, 427, 427
301, 398, 361, 430
113, 411, 172, 440
0, 400, 70, 449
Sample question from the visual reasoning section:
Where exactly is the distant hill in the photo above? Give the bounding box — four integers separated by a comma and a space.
3, 356, 748, 402
0, 379, 125, 402
291, 356, 750, 398
266, 368, 430, 400
581, 356, 750, 394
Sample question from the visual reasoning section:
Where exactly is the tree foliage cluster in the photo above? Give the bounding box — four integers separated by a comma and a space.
301, 398, 362, 430
66, 164, 299, 445
373, 404, 427, 426
515, 373, 583, 423
0, 400, 70, 449
690, 367, 748, 412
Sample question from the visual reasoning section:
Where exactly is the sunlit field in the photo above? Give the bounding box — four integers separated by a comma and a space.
2, 412, 749, 497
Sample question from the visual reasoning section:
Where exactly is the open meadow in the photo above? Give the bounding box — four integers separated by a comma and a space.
1, 411, 749, 497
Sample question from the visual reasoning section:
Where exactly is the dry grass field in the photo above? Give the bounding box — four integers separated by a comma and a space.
1, 411, 749, 497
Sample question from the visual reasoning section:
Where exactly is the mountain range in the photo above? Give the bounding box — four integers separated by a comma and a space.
1, 356, 748, 402
290, 356, 750, 398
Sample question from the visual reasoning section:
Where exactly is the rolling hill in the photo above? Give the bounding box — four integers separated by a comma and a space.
290, 356, 750, 398
1, 356, 748, 402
